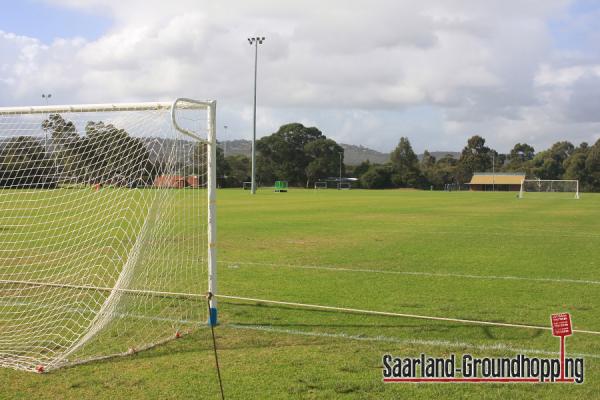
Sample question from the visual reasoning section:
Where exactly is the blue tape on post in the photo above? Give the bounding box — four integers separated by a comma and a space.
209, 307, 218, 326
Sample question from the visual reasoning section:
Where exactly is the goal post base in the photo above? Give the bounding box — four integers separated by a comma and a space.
209, 308, 218, 326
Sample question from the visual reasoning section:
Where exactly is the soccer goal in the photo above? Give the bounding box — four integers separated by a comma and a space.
0, 99, 217, 372
518, 179, 580, 199
314, 181, 327, 189
243, 181, 252, 190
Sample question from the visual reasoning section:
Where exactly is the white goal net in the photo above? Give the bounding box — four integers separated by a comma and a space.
0, 99, 217, 372
518, 179, 580, 199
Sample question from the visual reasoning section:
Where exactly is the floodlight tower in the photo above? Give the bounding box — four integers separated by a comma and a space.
248, 36, 265, 195
339, 152, 343, 190
492, 152, 495, 192
42, 94, 52, 151
223, 125, 228, 157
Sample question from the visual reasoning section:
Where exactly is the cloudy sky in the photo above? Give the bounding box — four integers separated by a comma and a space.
1, 0, 599, 153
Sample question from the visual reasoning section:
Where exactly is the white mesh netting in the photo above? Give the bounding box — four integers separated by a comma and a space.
0, 100, 213, 372
519, 179, 580, 199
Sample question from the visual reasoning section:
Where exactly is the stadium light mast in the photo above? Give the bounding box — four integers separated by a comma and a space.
338, 152, 343, 190
42, 94, 52, 151
492, 152, 495, 192
248, 36, 266, 195
223, 125, 228, 157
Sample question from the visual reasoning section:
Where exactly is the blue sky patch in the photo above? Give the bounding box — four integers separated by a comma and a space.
0, 0, 111, 42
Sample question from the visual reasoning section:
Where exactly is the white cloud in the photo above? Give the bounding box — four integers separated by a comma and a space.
1, 0, 599, 152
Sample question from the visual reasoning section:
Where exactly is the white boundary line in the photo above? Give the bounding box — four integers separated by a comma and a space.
228, 324, 600, 359
369, 228, 600, 239
220, 261, 600, 286
216, 294, 600, 336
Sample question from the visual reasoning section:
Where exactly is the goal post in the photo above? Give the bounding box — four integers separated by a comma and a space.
519, 179, 580, 199
0, 99, 217, 372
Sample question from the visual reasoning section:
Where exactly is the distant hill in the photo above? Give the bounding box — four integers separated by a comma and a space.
215, 139, 459, 165
422, 151, 461, 161
340, 144, 389, 165
219, 139, 252, 157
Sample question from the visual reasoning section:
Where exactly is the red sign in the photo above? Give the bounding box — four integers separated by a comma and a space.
551, 313, 572, 337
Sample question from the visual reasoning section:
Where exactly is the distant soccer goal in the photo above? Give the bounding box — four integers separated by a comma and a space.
243, 181, 252, 190
0, 99, 217, 372
314, 181, 327, 189
338, 182, 351, 190
519, 179, 580, 199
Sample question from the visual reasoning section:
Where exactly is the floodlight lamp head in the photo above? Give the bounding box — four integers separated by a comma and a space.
248, 36, 265, 45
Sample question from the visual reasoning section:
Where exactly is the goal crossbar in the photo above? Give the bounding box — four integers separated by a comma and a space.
519, 179, 580, 199
0, 100, 213, 115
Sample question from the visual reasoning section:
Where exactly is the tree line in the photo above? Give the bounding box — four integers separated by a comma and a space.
352, 134, 600, 191
0, 114, 160, 188
214, 122, 344, 188
2, 115, 599, 191
216, 123, 600, 192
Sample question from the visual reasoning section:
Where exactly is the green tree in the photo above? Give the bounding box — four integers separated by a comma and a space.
194, 143, 229, 185
0, 136, 57, 188
563, 143, 589, 185
531, 141, 574, 179
508, 143, 534, 163
457, 135, 492, 183
585, 139, 600, 191
83, 121, 154, 186
505, 143, 534, 174
41, 114, 80, 179
352, 160, 371, 178
360, 165, 392, 189
304, 138, 344, 187
41, 114, 78, 144
256, 123, 332, 186
431, 154, 458, 188
420, 150, 436, 188
224, 155, 251, 187
389, 137, 423, 187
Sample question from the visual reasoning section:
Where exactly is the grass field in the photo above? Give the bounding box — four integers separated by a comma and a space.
1, 188, 600, 399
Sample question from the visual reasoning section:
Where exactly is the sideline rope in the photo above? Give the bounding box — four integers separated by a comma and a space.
215, 294, 600, 336
206, 292, 225, 400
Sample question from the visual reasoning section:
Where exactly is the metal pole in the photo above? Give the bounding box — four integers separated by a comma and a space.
338, 152, 343, 189
248, 37, 265, 195
170, 98, 219, 325
42, 94, 52, 152
251, 41, 258, 194
223, 125, 228, 157
207, 101, 218, 325
492, 152, 495, 192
